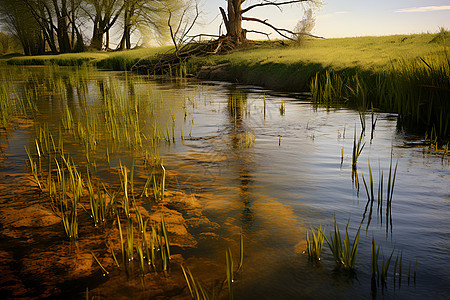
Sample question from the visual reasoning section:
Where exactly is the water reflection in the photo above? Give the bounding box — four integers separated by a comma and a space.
226, 86, 255, 231
0, 66, 448, 299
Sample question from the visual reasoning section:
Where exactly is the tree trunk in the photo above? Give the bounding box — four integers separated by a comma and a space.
52, 0, 71, 53
105, 30, 109, 50
91, 22, 104, 50
220, 0, 246, 45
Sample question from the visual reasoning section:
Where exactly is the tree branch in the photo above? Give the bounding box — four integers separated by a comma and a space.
219, 6, 230, 33
241, 0, 308, 14
246, 30, 271, 39
242, 16, 295, 40
167, 9, 178, 52
294, 32, 325, 39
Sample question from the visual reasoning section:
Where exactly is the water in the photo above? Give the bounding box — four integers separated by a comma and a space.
0, 66, 448, 299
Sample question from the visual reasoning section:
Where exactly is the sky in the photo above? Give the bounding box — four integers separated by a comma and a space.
191, 0, 450, 39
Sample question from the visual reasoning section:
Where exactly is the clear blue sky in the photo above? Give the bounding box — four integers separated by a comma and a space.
192, 0, 450, 39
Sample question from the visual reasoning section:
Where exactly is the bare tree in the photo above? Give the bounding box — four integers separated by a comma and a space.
219, 0, 320, 45
167, 1, 200, 53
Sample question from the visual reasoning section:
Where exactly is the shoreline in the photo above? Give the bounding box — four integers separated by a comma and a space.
3, 32, 449, 139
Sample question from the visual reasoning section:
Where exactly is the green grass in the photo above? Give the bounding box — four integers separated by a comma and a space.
6, 47, 172, 70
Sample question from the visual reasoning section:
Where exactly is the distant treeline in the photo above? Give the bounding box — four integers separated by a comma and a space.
0, 0, 184, 55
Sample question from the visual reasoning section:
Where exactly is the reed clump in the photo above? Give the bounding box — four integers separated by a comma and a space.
360, 158, 397, 233
310, 50, 450, 140
181, 233, 244, 300
306, 226, 325, 261
324, 219, 361, 271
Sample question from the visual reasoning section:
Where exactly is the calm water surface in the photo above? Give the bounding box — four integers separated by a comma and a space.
1, 66, 449, 299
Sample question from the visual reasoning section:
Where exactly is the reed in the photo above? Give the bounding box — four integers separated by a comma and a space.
160, 215, 171, 270
136, 244, 146, 284
325, 218, 360, 270
361, 158, 398, 233
380, 250, 394, 284
370, 236, 379, 277
352, 129, 365, 173
325, 218, 342, 263
279, 100, 285, 115
25, 146, 42, 190
153, 164, 166, 202
181, 264, 212, 300
91, 252, 109, 276
117, 214, 125, 266
119, 165, 131, 218
238, 232, 244, 272
126, 218, 134, 262
306, 226, 325, 261
61, 204, 78, 240
310, 49, 450, 139
226, 248, 234, 300
237, 131, 255, 148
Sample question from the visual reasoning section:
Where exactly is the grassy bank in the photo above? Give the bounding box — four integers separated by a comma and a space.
5, 46, 171, 69
4, 31, 449, 138
187, 32, 449, 138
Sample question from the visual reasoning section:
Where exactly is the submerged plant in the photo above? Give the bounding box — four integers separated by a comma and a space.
226, 248, 234, 300
91, 251, 109, 276
181, 264, 212, 300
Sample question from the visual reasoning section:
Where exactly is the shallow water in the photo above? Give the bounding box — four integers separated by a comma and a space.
1, 66, 449, 299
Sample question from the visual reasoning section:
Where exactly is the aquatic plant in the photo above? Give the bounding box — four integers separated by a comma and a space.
25, 146, 42, 190
91, 252, 109, 276
153, 164, 166, 202
61, 204, 78, 240
226, 248, 234, 300
280, 100, 285, 115
370, 236, 379, 277
325, 218, 361, 270
181, 264, 212, 300
352, 129, 365, 173
237, 131, 255, 148
361, 158, 397, 232
380, 250, 394, 284
119, 165, 131, 218
311, 49, 450, 139
306, 226, 325, 261
160, 215, 171, 270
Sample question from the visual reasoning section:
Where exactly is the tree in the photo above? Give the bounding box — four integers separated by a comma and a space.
293, 8, 316, 45
0, 0, 45, 55
219, 0, 319, 45
117, 0, 168, 50
23, 0, 85, 53
83, 0, 123, 50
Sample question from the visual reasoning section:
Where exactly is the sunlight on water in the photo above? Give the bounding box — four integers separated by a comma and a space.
0, 66, 448, 299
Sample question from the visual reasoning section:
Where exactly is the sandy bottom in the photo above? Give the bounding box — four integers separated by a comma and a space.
0, 169, 221, 299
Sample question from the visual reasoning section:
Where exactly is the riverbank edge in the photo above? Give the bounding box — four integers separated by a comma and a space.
3, 33, 449, 139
